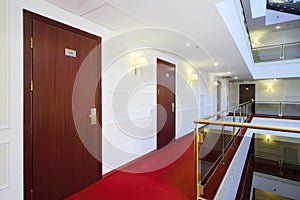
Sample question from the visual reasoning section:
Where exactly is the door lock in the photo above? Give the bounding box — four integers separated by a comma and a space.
171, 102, 175, 113
89, 108, 97, 125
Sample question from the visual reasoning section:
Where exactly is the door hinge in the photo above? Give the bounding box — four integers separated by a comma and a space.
30, 37, 33, 49
30, 80, 34, 92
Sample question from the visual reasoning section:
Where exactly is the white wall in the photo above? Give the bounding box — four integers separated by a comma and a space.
0, 0, 9, 129
102, 48, 208, 173
216, 0, 254, 75
255, 79, 283, 101
102, 49, 157, 173
251, 172, 300, 200
230, 78, 300, 105
252, 59, 300, 80
217, 0, 300, 81
0, 1, 112, 199
253, 27, 300, 48
0, 1, 10, 192
0, 0, 222, 199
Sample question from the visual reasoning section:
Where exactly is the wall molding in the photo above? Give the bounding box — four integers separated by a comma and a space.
103, 137, 156, 174
0, 142, 10, 190
106, 109, 153, 124
0, 0, 10, 129
176, 104, 199, 112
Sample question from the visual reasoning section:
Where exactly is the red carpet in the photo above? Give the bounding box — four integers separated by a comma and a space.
65, 133, 195, 200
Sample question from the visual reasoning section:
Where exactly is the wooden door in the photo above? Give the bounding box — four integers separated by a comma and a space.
157, 59, 175, 149
239, 84, 255, 114
24, 11, 101, 200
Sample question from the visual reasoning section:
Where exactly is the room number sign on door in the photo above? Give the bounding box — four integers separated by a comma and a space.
65, 48, 77, 57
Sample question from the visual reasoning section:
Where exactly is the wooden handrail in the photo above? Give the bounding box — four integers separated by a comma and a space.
194, 99, 300, 199
194, 120, 300, 133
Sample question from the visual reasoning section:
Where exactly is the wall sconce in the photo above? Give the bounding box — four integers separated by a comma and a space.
266, 135, 270, 142
132, 57, 148, 76
267, 84, 272, 92
252, 37, 260, 46
212, 81, 219, 87
188, 73, 199, 85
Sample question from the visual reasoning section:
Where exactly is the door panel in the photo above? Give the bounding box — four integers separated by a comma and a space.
157, 59, 175, 149
239, 84, 255, 114
24, 12, 101, 200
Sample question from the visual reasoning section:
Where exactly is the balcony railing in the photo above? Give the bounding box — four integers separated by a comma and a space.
252, 42, 300, 63
255, 101, 300, 117
193, 100, 300, 200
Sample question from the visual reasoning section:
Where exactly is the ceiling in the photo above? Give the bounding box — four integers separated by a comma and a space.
267, 0, 300, 17
43, 0, 300, 81
241, 0, 300, 49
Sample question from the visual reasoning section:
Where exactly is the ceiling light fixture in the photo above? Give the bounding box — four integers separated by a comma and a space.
214, 62, 219, 66
276, 25, 281, 29
185, 42, 191, 47
234, 76, 238, 80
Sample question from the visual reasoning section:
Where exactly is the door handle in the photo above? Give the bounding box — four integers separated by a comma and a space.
89, 108, 97, 125
171, 102, 175, 113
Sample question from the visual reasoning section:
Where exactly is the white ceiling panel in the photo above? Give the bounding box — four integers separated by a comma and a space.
44, 0, 106, 15
82, 4, 139, 31
265, 9, 300, 25
44, 0, 257, 80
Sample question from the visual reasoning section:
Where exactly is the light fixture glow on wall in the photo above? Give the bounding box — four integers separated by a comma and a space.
188, 73, 199, 85
212, 81, 219, 87
132, 57, 148, 76
266, 135, 271, 142
252, 37, 260, 46
267, 84, 272, 92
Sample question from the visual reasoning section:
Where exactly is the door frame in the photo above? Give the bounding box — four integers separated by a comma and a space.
156, 58, 176, 149
23, 10, 102, 200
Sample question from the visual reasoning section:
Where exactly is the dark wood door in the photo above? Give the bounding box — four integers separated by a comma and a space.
157, 59, 175, 149
239, 84, 255, 114
24, 11, 101, 200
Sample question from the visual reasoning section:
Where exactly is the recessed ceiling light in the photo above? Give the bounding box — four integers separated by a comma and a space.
185, 42, 191, 47
227, 71, 231, 75
276, 26, 281, 30
234, 76, 238, 80
214, 62, 219, 66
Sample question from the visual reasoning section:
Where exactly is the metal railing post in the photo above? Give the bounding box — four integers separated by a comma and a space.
193, 100, 300, 199
239, 106, 242, 122
279, 102, 283, 117
194, 124, 199, 200
233, 109, 236, 137
246, 104, 249, 120
243, 105, 246, 122
221, 114, 225, 164
281, 44, 284, 60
